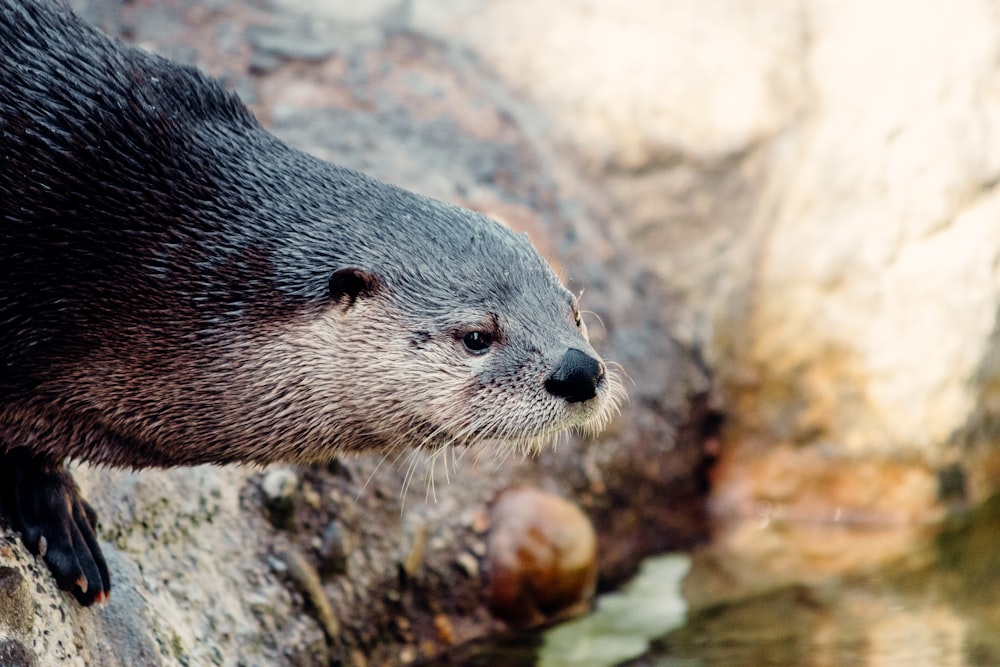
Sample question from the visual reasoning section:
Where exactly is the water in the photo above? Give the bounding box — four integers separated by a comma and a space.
424, 496, 1000, 666
538, 554, 690, 667
627, 495, 1000, 666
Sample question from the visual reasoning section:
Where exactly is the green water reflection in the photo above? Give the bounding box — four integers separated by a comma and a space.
632, 494, 1000, 666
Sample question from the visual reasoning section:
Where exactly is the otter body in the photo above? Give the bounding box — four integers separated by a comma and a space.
0, 0, 621, 606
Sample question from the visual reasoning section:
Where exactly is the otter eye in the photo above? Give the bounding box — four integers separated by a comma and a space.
462, 331, 493, 355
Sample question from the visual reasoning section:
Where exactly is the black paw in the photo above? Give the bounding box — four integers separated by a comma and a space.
1, 451, 110, 606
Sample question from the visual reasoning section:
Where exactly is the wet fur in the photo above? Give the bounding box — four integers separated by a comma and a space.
0, 0, 623, 471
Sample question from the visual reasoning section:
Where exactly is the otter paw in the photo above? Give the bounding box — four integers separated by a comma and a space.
2, 453, 110, 606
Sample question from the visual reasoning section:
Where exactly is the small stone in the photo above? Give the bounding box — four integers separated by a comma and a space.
398, 646, 417, 664
267, 555, 288, 574
470, 507, 490, 534
316, 522, 348, 578
433, 613, 455, 644
302, 484, 321, 510
455, 552, 479, 579
261, 468, 299, 528
487, 487, 597, 627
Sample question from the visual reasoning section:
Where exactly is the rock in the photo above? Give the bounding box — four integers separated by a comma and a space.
315, 521, 349, 578
261, 468, 300, 528
487, 487, 598, 627
411, 0, 805, 168
0, 566, 35, 667
247, 22, 339, 64
747, 0, 1000, 450
720, 0, 1000, 515
0, 640, 34, 667
0, 567, 32, 635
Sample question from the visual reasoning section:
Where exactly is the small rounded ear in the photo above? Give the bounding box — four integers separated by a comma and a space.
328, 267, 381, 308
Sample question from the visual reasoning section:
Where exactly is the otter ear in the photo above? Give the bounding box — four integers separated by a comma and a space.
328, 267, 381, 308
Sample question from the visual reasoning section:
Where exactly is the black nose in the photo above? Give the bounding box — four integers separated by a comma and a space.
545, 348, 604, 404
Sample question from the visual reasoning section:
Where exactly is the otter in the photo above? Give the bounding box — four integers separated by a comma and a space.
0, 0, 623, 607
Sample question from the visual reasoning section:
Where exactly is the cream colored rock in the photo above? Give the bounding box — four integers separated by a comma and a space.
753, 0, 1000, 456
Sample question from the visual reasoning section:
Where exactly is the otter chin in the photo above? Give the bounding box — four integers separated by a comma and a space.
0, 0, 624, 607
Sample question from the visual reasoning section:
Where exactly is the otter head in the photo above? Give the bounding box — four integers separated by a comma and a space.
264, 190, 625, 464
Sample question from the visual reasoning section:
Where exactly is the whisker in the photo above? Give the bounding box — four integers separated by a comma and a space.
605, 359, 635, 388
580, 309, 608, 337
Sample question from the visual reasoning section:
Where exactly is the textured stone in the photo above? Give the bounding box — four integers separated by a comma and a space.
0, 640, 34, 667
0, 568, 31, 635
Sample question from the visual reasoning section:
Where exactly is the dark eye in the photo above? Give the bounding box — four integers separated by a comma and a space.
462, 331, 493, 354
572, 306, 582, 327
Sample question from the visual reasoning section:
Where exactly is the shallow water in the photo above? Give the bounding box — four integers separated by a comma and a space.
424, 495, 1000, 666
634, 496, 1000, 666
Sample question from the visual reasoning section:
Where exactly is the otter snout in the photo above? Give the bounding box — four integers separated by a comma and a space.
545, 348, 605, 404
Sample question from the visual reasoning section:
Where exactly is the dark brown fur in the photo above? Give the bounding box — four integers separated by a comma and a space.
0, 0, 622, 605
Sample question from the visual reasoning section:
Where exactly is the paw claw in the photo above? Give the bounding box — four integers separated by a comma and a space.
2, 451, 112, 607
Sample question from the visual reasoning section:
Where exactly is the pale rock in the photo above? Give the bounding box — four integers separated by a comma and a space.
752, 0, 1000, 456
